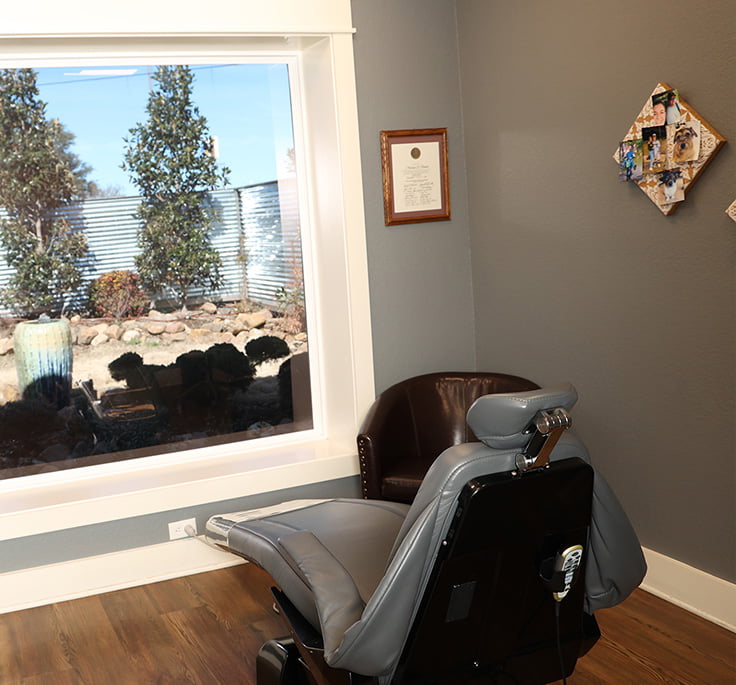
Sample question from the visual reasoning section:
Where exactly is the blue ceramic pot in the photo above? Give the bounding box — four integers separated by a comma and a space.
14, 318, 73, 409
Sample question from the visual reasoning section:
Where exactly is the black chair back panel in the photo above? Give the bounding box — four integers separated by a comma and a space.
394, 458, 596, 685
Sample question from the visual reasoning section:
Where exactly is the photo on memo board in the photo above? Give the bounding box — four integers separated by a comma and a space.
618, 139, 643, 181
641, 125, 667, 174
669, 120, 701, 164
652, 89, 682, 125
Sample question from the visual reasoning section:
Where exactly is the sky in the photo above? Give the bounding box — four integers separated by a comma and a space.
35, 63, 295, 197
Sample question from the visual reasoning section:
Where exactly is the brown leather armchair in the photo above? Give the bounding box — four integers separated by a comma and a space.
356, 372, 539, 502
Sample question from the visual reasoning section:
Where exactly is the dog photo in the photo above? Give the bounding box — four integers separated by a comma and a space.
657, 168, 685, 205
669, 119, 700, 164
618, 139, 643, 181
642, 125, 667, 174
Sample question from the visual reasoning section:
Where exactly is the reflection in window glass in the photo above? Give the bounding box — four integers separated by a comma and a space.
0, 62, 312, 479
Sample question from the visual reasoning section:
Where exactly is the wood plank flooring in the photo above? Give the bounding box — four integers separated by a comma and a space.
0, 562, 733, 684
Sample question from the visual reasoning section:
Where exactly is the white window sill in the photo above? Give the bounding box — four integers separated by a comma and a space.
0, 436, 360, 541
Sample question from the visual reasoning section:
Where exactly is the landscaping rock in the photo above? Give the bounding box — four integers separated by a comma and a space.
189, 328, 213, 341
163, 331, 188, 343
200, 302, 218, 315
77, 326, 97, 345
105, 324, 122, 340
91, 333, 109, 346
144, 322, 167, 336
148, 310, 178, 322
122, 329, 142, 343
228, 320, 248, 335
0, 338, 13, 356
2, 384, 19, 403
241, 311, 269, 329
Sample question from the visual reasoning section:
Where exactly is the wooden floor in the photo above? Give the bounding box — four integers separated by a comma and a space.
0, 563, 733, 684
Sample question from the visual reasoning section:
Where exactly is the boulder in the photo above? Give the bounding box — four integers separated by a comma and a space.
121, 329, 142, 343
77, 326, 97, 345
148, 310, 178, 322
105, 324, 122, 340
144, 322, 167, 336
240, 311, 269, 329
2, 384, 19, 403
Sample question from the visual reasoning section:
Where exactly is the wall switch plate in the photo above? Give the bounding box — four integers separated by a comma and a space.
168, 518, 197, 540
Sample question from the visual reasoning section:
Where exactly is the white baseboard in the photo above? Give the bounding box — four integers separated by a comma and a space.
641, 546, 735, 632
1, 541, 734, 634
0, 537, 244, 615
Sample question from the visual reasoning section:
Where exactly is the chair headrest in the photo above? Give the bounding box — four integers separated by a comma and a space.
467, 383, 578, 449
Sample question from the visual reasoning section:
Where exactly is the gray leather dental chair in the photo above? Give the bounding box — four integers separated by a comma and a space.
205, 384, 646, 684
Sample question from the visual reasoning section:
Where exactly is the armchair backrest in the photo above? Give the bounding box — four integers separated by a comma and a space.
358, 371, 539, 500
379, 371, 541, 453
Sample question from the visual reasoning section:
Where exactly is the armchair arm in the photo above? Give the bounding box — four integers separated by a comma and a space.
357, 385, 417, 499
278, 530, 366, 662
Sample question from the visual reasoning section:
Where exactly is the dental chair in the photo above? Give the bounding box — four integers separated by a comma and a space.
205, 384, 646, 684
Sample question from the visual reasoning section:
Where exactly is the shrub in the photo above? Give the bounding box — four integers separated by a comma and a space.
245, 335, 290, 365
89, 270, 149, 319
0, 220, 88, 316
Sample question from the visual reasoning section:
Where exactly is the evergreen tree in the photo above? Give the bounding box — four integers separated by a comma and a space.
0, 68, 88, 315
122, 65, 229, 308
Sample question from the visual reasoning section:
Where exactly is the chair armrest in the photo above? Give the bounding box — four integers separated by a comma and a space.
357, 387, 417, 498
278, 530, 365, 661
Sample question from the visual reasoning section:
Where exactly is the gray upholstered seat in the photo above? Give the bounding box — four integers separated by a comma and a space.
205, 384, 646, 682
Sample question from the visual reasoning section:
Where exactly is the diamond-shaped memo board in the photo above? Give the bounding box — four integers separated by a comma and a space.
727, 199, 736, 223
614, 82, 726, 215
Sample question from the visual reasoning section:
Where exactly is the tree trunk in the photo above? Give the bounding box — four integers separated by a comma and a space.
34, 204, 44, 253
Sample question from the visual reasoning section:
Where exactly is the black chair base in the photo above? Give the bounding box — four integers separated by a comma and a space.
257, 638, 311, 685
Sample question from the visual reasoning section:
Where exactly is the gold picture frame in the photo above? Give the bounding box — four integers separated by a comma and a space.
380, 128, 450, 225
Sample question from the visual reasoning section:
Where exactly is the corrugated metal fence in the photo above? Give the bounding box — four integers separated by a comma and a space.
0, 181, 302, 314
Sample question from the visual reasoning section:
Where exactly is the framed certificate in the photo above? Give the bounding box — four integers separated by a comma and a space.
380, 128, 450, 225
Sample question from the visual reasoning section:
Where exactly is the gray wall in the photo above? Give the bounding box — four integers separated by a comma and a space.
352, 0, 477, 394
2, 477, 361, 572
455, 0, 735, 581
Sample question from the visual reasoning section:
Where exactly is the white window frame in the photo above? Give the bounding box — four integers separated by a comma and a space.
0, 2, 375, 541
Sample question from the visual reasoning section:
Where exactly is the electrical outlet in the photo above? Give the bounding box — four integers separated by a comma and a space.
168, 517, 197, 540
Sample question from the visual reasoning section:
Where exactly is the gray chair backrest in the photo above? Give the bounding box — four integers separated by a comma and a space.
328, 384, 622, 680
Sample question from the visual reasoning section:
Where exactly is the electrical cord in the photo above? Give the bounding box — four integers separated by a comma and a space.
554, 601, 567, 685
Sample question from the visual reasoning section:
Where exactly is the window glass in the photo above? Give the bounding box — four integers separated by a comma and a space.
0, 62, 312, 478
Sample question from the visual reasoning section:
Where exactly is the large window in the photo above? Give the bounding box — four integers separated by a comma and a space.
0, 60, 315, 478
0, 15, 375, 540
